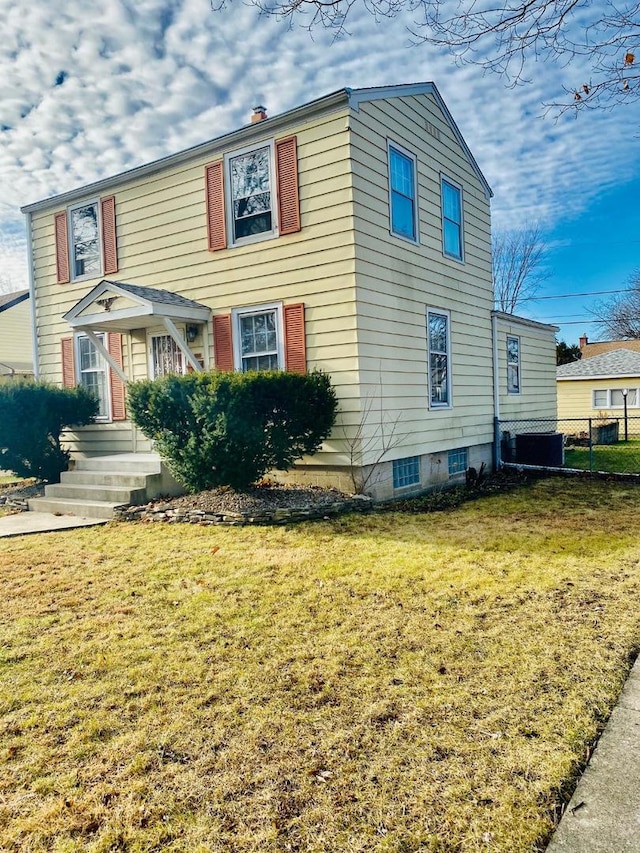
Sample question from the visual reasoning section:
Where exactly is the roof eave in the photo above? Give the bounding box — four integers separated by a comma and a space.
21, 89, 350, 215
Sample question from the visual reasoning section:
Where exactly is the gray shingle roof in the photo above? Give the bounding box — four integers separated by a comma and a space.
0, 289, 29, 312
557, 349, 640, 379
108, 281, 208, 310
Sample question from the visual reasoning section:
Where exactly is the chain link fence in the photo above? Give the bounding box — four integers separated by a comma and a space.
497, 416, 640, 475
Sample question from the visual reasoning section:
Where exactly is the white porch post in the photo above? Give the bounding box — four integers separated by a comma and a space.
84, 330, 128, 385
161, 317, 203, 373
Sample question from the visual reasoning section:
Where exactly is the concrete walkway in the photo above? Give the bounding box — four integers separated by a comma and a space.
547, 656, 640, 852
0, 511, 107, 537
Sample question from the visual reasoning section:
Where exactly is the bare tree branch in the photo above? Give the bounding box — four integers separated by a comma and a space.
211, 0, 640, 112
492, 223, 548, 314
591, 269, 640, 338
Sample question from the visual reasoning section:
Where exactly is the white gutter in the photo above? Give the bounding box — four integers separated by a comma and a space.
25, 212, 39, 379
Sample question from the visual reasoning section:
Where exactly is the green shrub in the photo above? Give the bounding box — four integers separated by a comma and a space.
0, 382, 99, 482
128, 371, 338, 492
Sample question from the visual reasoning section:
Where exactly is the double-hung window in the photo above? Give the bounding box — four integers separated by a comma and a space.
388, 142, 418, 242
227, 143, 276, 245
507, 335, 520, 394
76, 333, 109, 420
69, 201, 100, 280
233, 304, 284, 371
427, 309, 451, 408
441, 178, 463, 260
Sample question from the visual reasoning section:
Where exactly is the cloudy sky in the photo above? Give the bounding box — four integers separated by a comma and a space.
1, 0, 639, 343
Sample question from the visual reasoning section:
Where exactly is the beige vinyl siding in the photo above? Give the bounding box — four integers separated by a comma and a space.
496, 315, 557, 421
0, 298, 33, 377
30, 108, 360, 461
557, 377, 640, 421
350, 93, 494, 465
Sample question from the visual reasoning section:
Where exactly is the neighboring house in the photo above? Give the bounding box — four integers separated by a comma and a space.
22, 82, 557, 501
579, 334, 640, 359
557, 349, 640, 420
0, 289, 34, 381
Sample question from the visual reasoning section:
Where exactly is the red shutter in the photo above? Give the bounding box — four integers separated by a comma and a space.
101, 196, 118, 275
61, 337, 75, 387
55, 212, 70, 284
107, 332, 126, 421
205, 162, 226, 251
213, 314, 234, 371
284, 303, 306, 374
276, 136, 301, 236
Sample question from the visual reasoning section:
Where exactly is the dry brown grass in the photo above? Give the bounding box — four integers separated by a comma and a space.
1, 477, 640, 852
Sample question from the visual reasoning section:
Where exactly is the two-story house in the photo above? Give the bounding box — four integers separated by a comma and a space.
22, 82, 556, 513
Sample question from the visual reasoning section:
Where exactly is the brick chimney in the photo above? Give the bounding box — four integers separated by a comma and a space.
579, 334, 588, 348
251, 105, 267, 123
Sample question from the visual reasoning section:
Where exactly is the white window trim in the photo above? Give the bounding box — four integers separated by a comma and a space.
592, 388, 640, 409
507, 335, 521, 395
75, 332, 111, 422
427, 306, 452, 410
68, 199, 102, 283
387, 139, 420, 244
224, 139, 278, 248
440, 175, 464, 263
232, 302, 285, 372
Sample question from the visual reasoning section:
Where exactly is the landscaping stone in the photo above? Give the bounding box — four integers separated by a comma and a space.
114, 483, 372, 527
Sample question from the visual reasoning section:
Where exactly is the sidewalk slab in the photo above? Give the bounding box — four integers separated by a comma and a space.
547, 658, 640, 852
0, 512, 108, 537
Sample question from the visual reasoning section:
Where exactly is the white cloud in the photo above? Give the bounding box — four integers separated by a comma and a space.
0, 0, 638, 292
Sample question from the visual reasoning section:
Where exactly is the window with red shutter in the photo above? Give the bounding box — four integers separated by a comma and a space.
283, 303, 306, 373
107, 332, 126, 420
61, 337, 75, 386
213, 314, 234, 371
276, 136, 301, 236
205, 162, 227, 251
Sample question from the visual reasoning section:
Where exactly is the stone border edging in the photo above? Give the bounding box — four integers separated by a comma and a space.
115, 494, 372, 526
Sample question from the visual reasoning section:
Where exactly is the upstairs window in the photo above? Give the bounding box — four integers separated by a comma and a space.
388, 142, 418, 242
69, 202, 100, 279
427, 309, 451, 408
507, 335, 521, 394
54, 196, 118, 284
441, 178, 463, 260
227, 144, 275, 244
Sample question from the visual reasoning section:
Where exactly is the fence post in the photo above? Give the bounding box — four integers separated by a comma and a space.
588, 418, 593, 472
493, 417, 501, 470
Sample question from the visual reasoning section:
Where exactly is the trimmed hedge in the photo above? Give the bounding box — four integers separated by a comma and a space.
128, 370, 338, 492
0, 382, 99, 482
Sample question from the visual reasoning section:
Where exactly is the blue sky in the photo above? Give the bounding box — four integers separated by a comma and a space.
0, 0, 638, 345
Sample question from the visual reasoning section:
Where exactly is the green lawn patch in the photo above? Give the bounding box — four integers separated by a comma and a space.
1, 478, 640, 851
564, 438, 640, 474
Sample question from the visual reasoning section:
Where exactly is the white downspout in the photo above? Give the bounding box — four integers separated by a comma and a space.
491, 313, 501, 469
25, 212, 39, 379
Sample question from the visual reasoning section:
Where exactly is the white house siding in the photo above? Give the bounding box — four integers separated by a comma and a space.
28, 107, 362, 461
349, 94, 494, 497
495, 314, 558, 421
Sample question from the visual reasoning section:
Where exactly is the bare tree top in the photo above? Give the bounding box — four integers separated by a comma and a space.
592, 269, 640, 338
211, 0, 640, 112
493, 224, 548, 314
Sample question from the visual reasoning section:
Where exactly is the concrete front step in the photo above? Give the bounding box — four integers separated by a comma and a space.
28, 496, 124, 520
44, 483, 148, 504
28, 453, 184, 520
60, 470, 152, 488
73, 454, 163, 474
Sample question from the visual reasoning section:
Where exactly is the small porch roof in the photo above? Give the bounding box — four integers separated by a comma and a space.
63, 280, 211, 332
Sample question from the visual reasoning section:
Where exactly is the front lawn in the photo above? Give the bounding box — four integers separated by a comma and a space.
1, 478, 640, 852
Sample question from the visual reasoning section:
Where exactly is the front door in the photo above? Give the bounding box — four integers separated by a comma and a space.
150, 333, 185, 378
